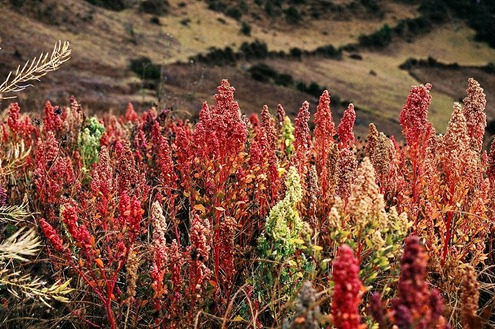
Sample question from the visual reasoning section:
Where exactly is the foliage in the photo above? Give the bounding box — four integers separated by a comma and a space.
84, 0, 130, 11
358, 24, 393, 48
370, 236, 449, 328
241, 22, 252, 36
285, 6, 302, 25
0, 41, 74, 326
129, 56, 161, 80
256, 165, 313, 324
78, 116, 105, 171
139, 0, 170, 15
0, 75, 494, 328
0, 40, 71, 101
419, 0, 495, 48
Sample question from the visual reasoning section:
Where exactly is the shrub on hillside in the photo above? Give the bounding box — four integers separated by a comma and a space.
85, 0, 131, 11
285, 6, 302, 24
139, 0, 169, 15
249, 63, 278, 83
248, 63, 295, 87
289, 47, 303, 60
358, 24, 393, 48
314, 44, 342, 59
226, 6, 243, 20
129, 57, 161, 80
241, 22, 251, 36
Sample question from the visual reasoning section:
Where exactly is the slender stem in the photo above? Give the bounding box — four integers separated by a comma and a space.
357, 228, 363, 265
106, 298, 116, 329
68, 308, 102, 328
412, 157, 419, 233
214, 206, 220, 288
442, 184, 456, 265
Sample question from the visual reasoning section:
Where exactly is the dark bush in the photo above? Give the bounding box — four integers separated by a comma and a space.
310, 7, 321, 19
180, 18, 191, 26
358, 24, 393, 48
472, 12, 495, 48
349, 53, 363, 60
226, 7, 243, 20
360, 0, 381, 14
248, 64, 294, 87
249, 63, 278, 83
150, 16, 160, 25
482, 62, 495, 75
85, 0, 128, 11
209, 47, 236, 65
296, 81, 307, 93
9, 0, 26, 7
129, 57, 161, 80
240, 40, 269, 60
340, 44, 359, 52
394, 17, 431, 38
239, 0, 249, 12
274, 73, 294, 87
264, 2, 278, 16
140, 0, 170, 15
241, 22, 251, 36
289, 48, 302, 60
399, 58, 418, 70
216, 47, 238, 65
419, 0, 495, 48
285, 6, 302, 24
276, 50, 288, 58
191, 41, 272, 66
399, 57, 461, 71
418, 0, 449, 23
296, 80, 327, 98
307, 82, 324, 98
314, 45, 342, 59
207, 1, 227, 12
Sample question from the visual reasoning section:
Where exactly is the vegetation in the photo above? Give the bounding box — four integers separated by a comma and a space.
0, 40, 74, 322
0, 41, 71, 101
1, 0, 495, 325
248, 63, 332, 99
190, 40, 271, 65
358, 24, 393, 48
139, 0, 169, 15
190, 39, 342, 69
284, 6, 302, 24
129, 57, 161, 80
206, 0, 247, 21
419, 0, 495, 48
1, 38, 494, 327
399, 56, 495, 75
241, 22, 252, 36
84, 0, 130, 11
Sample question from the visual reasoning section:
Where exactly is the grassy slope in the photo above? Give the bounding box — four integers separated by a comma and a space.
0, 0, 493, 138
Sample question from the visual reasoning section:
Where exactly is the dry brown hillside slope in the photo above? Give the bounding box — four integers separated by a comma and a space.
0, 0, 493, 138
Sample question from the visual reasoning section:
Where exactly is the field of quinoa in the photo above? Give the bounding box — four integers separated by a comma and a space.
0, 41, 494, 329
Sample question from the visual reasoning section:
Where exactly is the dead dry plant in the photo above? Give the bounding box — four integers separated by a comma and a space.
0, 40, 71, 101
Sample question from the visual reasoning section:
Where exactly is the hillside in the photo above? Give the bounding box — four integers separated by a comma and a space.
0, 0, 494, 138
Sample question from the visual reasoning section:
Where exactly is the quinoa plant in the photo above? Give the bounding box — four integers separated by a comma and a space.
0, 69, 494, 328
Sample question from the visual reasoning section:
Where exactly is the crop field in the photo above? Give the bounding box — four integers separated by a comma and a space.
0, 40, 494, 328
1, 0, 495, 328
